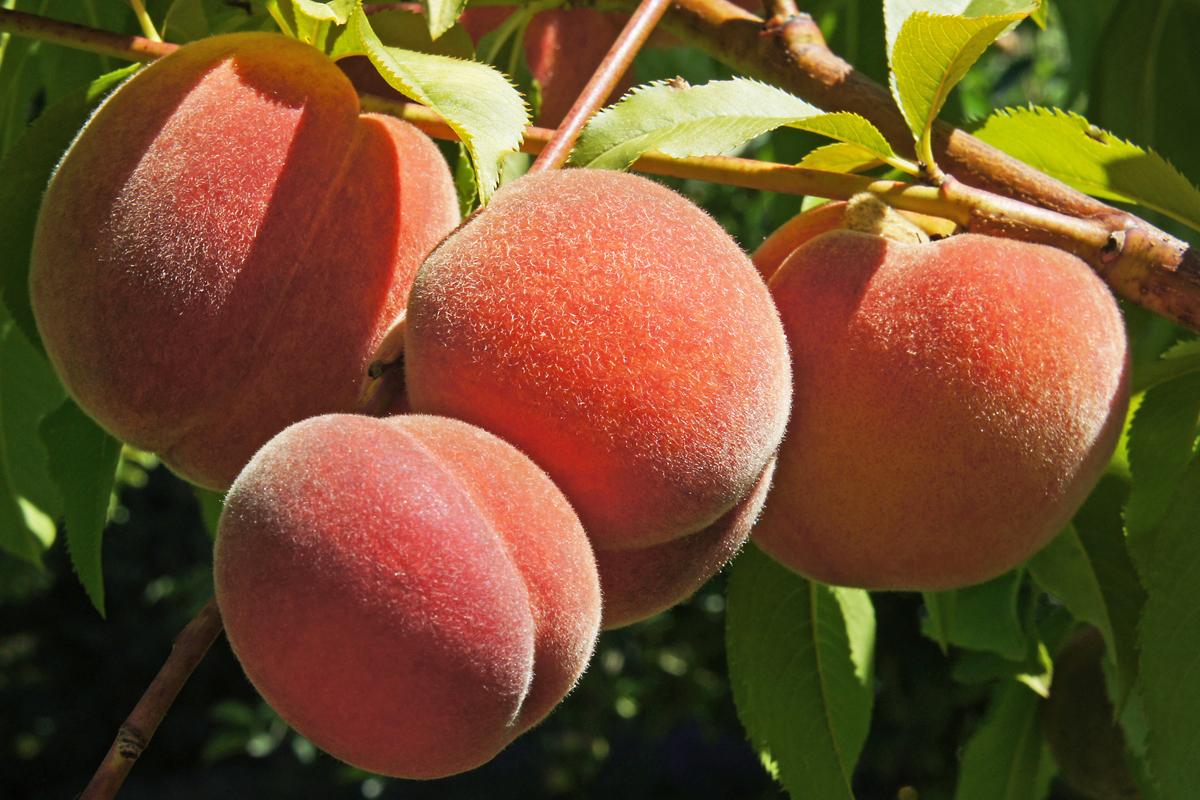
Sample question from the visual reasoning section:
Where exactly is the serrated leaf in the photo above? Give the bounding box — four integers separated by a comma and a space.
1124, 373, 1200, 565
1028, 502, 1143, 708
571, 79, 821, 170
798, 142, 885, 173
0, 323, 64, 515
923, 570, 1029, 660
1133, 339, 1200, 395
422, 0, 468, 40
452, 141, 478, 216
571, 80, 907, 173
0, 64, 139, 352
1085, 0, 1200, 207
889, 6, 1036, 146
340, 7, 525, 202
727, 546, 875, 799
0, 322, 52, 567
1137, 460, 1200, 800
884, 0, 1039, 57
954, 680, 1056, 800
975, 107, 1200, 230
40, 401, 121, 616
336, 8, 474, 59
267, 0, 354, 48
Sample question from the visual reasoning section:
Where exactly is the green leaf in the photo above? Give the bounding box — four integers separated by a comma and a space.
40, 401, 121, 616
452, 141, 478, 216
974, 107, 1200, 230
922, 590, 955, 654
1027, 497, 1143, 708
0, 322, 55, 567
1085, 0, 1200, 204
1132, 339, 1200, 395
162, 0, 211, 42
798, 142, 885, 173
889, 4, 1037, 150
727, 546, 875, 799
266, 0, 354, 48
421, 0, 469, 40
954, 680, 1056, 800
570, 79, 909, 173
0, 323, 65, 515
1124, 373, 1200, 565
922, 570, 1029, 660
0, 63, 140, 352
336, 8, 474, 59
884, 0, 1040, 57
1137, 460, 1200, 800
195, 487, 223, 541
338, 7, 526, 202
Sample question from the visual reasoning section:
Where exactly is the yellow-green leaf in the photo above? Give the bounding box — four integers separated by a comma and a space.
975, 107, 1200, 231
889, 4, 1037, 149
570, 79, 905, 172
340, 7, 526, 202
422, 0, 469, 40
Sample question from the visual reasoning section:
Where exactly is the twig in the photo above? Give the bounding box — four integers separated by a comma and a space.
529, 0, 673, 173
613, 0, 1200, 329
0, 8, 173, 61
1, 5, 1197, 330
80, 598, 224, 800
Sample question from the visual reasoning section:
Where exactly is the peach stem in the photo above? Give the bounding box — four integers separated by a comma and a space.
528, 0, 673, 173
80, 598, 224, 800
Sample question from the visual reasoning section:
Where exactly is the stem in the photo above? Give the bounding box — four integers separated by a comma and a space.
81, 598, 224, 800
0, 8, 173, 61
1, 5, 1198, 331
127, 0, 162, 43
528, 0, 672, 173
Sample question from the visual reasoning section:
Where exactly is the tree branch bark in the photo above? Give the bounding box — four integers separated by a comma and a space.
613, 0, 1200, 330
80, 599, 224, 800
1, 4, 1198, 330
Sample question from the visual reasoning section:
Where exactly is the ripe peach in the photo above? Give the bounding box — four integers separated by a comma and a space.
596, 459, 775, 629
752, 201, 848, 281
30, 33, 459, 490
213, 413, 601, 779
755, 231, 1129, 590
404, 168, 792, 552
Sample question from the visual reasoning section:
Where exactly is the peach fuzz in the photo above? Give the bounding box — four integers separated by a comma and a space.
214, 414, 601, 779
755, 231, 1129, 590
597, 459, 775, 629
752, 201, 848, 281
30, 33, 459, 489
404, 168, 792, 551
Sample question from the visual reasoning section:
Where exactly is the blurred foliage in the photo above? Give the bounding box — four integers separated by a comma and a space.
1, 2, 1197, 799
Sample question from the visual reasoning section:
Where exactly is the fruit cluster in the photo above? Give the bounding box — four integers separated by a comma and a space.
29, 33, 1129, 779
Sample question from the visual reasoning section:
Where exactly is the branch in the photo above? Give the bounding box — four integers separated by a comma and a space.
2, 6, 1198, 331
621, 0, 1200, 330
81, 598, 224, 800
530, 0, 672, 172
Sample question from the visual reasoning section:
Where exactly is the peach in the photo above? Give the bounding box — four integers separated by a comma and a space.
752, 201, 848, 282
404, 168, 792, 552
29, 33, 459, 490
596, 459, 775, 629
213, 413, 601, 779
755, 231, 1129, 590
